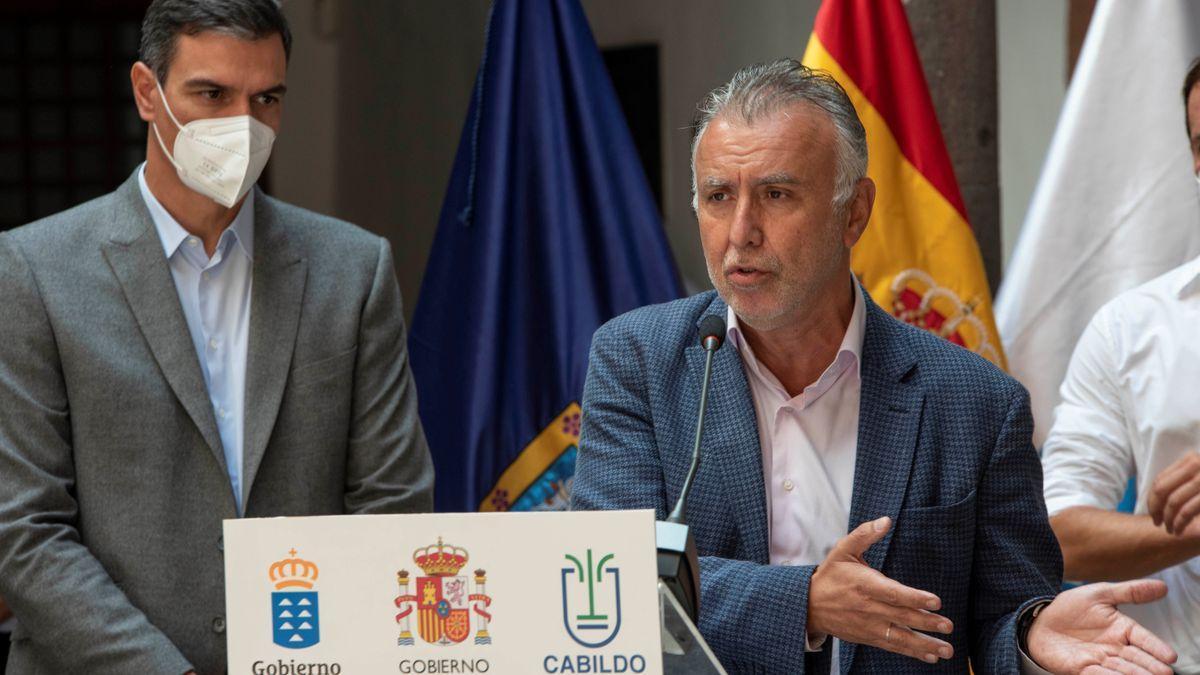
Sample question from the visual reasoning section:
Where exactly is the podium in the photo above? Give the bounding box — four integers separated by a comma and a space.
223, 510, 729, 674
659, 580, 727, 674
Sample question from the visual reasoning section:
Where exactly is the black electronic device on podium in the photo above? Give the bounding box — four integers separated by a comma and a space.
655, 315, 728, 674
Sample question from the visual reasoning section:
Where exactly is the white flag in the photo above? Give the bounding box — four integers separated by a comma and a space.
996, 0, 1200, 447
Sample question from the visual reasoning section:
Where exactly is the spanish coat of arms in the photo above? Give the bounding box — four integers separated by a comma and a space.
394, 537, 493, 646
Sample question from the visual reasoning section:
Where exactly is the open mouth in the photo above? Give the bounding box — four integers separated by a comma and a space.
726, 267, 768, 285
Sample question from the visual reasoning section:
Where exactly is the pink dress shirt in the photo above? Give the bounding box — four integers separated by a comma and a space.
726, 282, 866, 568
726, 282, 865, 664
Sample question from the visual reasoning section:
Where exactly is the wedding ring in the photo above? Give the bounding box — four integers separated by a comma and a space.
885, 624, 892, 641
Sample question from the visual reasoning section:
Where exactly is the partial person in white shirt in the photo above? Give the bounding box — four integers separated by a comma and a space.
1041, 56, 1200, 675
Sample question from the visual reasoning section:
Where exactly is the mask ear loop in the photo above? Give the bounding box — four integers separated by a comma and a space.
151, 78, 187, 173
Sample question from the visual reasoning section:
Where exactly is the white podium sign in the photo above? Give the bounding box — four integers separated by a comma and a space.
224, 510, 663, 675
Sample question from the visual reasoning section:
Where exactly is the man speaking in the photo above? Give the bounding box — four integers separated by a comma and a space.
0, 1, 433, 673
571, 59, 1176, 673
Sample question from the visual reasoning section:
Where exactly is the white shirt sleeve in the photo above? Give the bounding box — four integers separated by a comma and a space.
1041, 306, 1135, 517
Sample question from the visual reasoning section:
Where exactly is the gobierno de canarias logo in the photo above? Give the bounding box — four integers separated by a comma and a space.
394, 537, 493, 646
269, 549, 321, 649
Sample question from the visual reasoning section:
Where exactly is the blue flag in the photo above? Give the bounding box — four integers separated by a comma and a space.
409, 0, 683, 513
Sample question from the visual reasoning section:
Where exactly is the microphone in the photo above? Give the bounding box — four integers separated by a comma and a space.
668, 314, 725, 524
657, 314, 726, 623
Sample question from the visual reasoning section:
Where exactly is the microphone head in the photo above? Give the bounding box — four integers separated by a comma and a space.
698, 315, 726, 350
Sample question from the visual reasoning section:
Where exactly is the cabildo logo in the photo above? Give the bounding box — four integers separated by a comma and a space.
545, 549, 646, 674
562, 549, 620, 648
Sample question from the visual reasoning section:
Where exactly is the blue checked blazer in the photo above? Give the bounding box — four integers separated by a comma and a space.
571, 290, 1062, 674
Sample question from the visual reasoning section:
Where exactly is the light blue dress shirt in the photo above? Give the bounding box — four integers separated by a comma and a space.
138, 164, 253, 513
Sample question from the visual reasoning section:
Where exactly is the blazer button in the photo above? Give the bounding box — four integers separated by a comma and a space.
213, 616, 226, 634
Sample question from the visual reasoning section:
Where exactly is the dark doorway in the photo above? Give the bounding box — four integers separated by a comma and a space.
602, 43, 662, 215
0, 1, 152, 232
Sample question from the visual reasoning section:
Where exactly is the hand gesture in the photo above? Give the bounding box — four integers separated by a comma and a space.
1148, 451, 1200, 535
1027, 579, 1177, 674
807, 516, 954, 664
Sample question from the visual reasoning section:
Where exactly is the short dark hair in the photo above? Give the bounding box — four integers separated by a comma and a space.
139, 0, 292, 83
1183, 57, 1200, 137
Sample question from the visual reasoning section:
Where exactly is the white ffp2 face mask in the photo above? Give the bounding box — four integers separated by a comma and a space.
152, 78, 277, 208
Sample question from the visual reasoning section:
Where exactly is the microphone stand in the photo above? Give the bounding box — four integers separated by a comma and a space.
657, 322, 723, 623
668, 333, 718, 525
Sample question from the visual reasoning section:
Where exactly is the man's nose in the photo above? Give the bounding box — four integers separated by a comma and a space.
728, 197, 763, 248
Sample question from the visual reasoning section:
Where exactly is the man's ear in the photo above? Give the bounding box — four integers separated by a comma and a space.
843, 177, 875, 249
131, 61, 159, 123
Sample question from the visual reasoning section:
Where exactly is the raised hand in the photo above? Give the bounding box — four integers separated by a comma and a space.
1147, 451, 1200, 535
1027, 579, 1177, 675
807, 516, 954, 664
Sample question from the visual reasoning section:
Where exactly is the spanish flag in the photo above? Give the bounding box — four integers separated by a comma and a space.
803, 0, 1006, 369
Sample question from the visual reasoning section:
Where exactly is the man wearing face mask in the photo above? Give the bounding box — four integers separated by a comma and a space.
1040, 56, 1200, 674
0, 1, 434, 673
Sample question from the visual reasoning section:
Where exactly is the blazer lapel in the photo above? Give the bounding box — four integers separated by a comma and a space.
241, 191, 307, 507
840, 296, 924, 674
684, 295, 769, 562
100, 173, 227, 473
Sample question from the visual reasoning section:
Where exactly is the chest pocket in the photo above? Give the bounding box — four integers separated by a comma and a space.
896, 488, 977, 529
289, 345, 358, 389
887, 489, 977, 602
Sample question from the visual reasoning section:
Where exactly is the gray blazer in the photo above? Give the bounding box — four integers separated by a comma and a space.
0, 172, 435, 674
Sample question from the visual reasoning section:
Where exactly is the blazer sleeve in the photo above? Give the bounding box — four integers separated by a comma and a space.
969, 383, 1063, 671
0, 236, 193, 673
571, 319, 816, 673
342, 237, 435, 514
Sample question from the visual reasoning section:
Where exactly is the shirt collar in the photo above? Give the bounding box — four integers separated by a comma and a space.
726, 279, 866, 405
1175, 254, 1200, 299
137, 162, 256, 261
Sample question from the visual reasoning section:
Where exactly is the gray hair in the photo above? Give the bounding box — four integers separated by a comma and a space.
140, 0, 293, 83
690, 59, 868, 211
